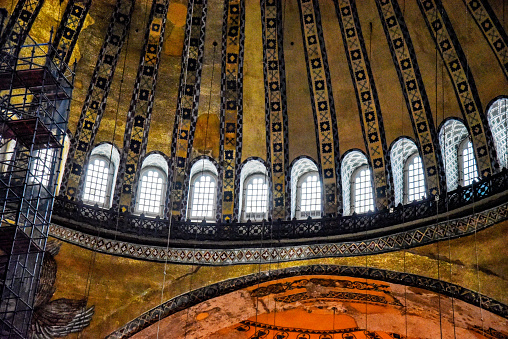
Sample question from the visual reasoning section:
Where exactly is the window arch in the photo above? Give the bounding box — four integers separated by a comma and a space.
487, 97, 507, 169
341, 150, 372, 215
239, 159, 269, 222
390, 137, 418, 205
459, 138, 478, 186
82, 143, 120, 208
187, 158, 218, 221
135, 153, 168, 216
290, 157, 321, 219
405, 153, 426, 203
439, 119, 469, 191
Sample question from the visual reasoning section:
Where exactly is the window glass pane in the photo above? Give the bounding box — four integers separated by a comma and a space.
300, 173, 321, 217
191, 174, 216, 219
137, 169, 164, 215
407, 156, 426, 202
462, 140, 478, 186
83, 158, 110, 204
354, 168, 374, 214
244, 176, 268, 220
32, 148, 54, 186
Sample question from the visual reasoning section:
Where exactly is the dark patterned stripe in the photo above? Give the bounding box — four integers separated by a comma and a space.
375, 0, 445, 196
465, 0, 508, 81
333, 0, 391, 209
51, 0, 92, 68
297, 0, 340, 216
169, 0, 208, 218
0, 0, 45, 65
49, 200, 508, 264
261, 0, 289, 220
114, 0, 171, 212
417, 0, 497, 177
106, 264, 508, 338
61, 0, 135, 199
219, 0, 245, 221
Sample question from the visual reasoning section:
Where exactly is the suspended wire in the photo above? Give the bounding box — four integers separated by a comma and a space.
434, 14, 443, 338
156, 2, 198, 337
77, 3, 132, 337
400, 1, 409, 336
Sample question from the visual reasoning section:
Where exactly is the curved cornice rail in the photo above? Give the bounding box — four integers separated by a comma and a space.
106, 265, 508, 338
51, 169, 508, 249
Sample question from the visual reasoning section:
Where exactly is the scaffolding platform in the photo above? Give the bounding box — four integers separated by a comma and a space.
0, 227, 43, 256
0, 118, 61, 149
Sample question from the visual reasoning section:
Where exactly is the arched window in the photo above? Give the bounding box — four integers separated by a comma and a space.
390, 137, 419, 205
352, 165, 374, 214
298, 172, 321, 218
439, 119, 469, 191
187, 159, 218, 221
32, 148, 55, 187
341, 150, 371, 215
405, 153, 426, 203
459, 138, 478, 186
242, 174, 268, 221
239, 159, 269, 221
290, 157, 321, 219
135, 153, 168, 216
487, 97, 507, 169
82, 143, 119, 208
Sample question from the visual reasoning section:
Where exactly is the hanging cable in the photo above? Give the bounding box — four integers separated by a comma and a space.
77, 5, 132, 337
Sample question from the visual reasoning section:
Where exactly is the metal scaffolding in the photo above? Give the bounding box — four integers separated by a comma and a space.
0, 32, 74, 338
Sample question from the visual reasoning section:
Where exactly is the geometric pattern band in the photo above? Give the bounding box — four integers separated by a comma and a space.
297, 0, 340, 216
219, 0, 245, 221
0, 0, 45, 65
51, 0, 92, 68
115, 0, 171, 212
465, 0, 508, 81
334, 0, 391, 209
375, 0, 444, 196
61, 0, 135, 199
261, 0, 289, 220
170, 0, 208, 218
48, 196, 508, 265
417, 0, 496, 178
104, 263, 508, 337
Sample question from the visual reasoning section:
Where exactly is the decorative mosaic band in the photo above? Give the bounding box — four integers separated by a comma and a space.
219, 0, 245, 221
0, 0, 44, 64
261, 0, 289, 220
170, 0, 208, 218
333, 0, 391, 209
61, 0, 135, 199
51, 0, 92, 68
106, 264, 508, 338
49, 200, 508, 265
375, 0, 444, 196
297, 0, 340, 216
465, 0, 508, 81
114, 0, 171, 212
417, 0, 496, 177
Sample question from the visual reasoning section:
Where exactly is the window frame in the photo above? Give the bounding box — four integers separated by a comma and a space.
458, 138, 479, 187
241, 173, 269, 222
134, 166, 167, 217
404, 153, 427, 204
351, 165, 375, 214
295, 171, 322, 219
31, 148, 55, 188
82, 155, 115, 208
187, 170, 217, 222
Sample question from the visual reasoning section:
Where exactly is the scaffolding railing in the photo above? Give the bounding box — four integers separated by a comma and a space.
0, 32, 73, 338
